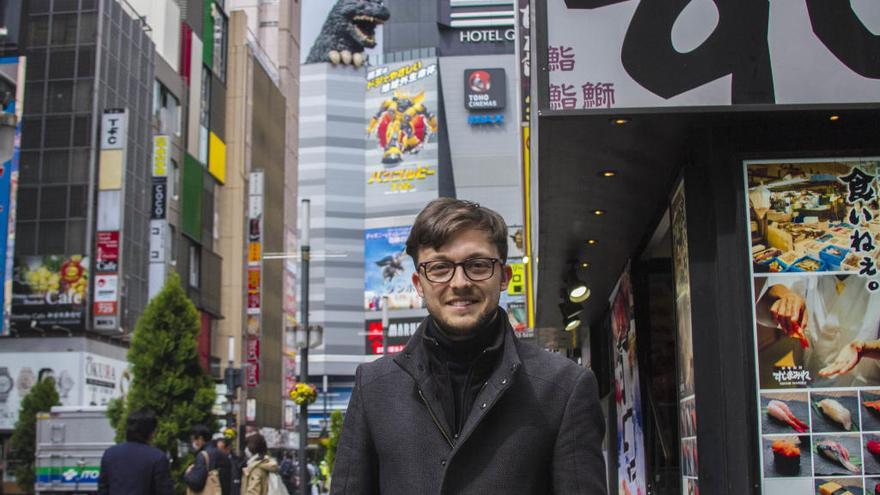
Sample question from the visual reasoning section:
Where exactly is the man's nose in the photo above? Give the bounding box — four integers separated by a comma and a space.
448, 265, 473, 289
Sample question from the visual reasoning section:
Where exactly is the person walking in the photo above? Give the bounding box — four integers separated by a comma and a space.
240, 433, 280, 495
184, 424, 232, 494
97, 408, 174, 495
278, 452, 297, 493
330, 198, 607, 494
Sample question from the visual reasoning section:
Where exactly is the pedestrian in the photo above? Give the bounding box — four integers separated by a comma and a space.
215, 436, 243, 495
97, 408, 174, 495
330, 198, 607, 494
278, 452, 296, 493
240, 433, 280, 495
184, 424, 233, 494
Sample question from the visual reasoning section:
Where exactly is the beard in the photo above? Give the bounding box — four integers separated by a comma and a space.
432, 301, 500, 339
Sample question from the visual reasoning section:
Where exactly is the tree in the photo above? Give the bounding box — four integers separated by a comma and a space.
9, 377, 61, 494
107, 272, 216, 493
323, 410, 344, 475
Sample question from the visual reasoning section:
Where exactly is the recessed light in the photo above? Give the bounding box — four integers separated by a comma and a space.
592, 209, 605, 216
580, 262, 591, 269
568, 284, 590, 303
829, 115, 840, 122
599, 170, 616, 178
611, 118, 629, 125
587, 239, 597, 245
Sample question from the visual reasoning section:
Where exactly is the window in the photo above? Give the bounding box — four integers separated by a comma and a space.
189, 244, 200, 288
169, 225, 177, 264
212, 5, 228, 81
153, 81, 181, 136
170, 158, 179, 200
50, 14, 78, 46
47, 81, 73, 113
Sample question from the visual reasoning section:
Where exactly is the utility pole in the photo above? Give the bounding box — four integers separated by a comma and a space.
298, 199, 310, 495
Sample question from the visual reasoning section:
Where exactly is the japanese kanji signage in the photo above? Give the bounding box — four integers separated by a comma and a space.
543, 0, 880, 111
745, 158, 880, 493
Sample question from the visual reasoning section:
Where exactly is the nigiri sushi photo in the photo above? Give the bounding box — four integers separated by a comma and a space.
760, 393, 810, 435
812, 393, 859, 433
814, 437, 862, 476
863, 435, 880, 475
862, 390, 880, 432
762, 435, 811, 479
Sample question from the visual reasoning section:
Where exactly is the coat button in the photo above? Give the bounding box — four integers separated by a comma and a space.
454, 434, 459, 439
440, 459, 447, 466
501, 378, 508, 385
481, 402, 487, 409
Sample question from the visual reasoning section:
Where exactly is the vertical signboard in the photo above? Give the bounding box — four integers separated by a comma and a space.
0, 56, 22, 336
149, 136, 169, 299
364, 226, 422, 311
746, 158, 880, 494
610, 266, 647, 495
365, 58, 440, 213
246, 170, 264, 387
93, 109, 128, 332
671, 181, 699, 493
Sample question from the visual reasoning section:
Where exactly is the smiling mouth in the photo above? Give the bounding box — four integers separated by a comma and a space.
352, 15, 384, 46
447, 299, 478, 308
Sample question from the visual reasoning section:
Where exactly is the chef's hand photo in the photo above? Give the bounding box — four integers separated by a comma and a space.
820, 339, 880, 378
767, 284, 809, 346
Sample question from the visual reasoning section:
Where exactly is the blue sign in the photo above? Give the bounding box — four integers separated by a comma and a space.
467, 114, 504, 125
0, 56, 20, 337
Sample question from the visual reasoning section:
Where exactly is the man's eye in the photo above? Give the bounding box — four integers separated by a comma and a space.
428, 263, 453, 273
467, 260, 492, 270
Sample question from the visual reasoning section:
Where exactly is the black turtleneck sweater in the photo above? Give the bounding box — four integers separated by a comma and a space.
423, 309, 506, 436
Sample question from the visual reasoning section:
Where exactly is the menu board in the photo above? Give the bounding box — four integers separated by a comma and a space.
745, 158, 880, 494
671, 182, 700, 494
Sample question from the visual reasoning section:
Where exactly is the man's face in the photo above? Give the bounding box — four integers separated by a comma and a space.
191, 437, 206, 451
412, 228, 511, 338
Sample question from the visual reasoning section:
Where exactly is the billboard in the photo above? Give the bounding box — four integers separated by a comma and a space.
610, 267, 647, 495
365, 58, 440, 207
0, 351, 127, 430
364, 226, 422, 311
543, 0, 880, 111
464, 68, 506, 111
11, 255, 89, 331
0, 56, 22, 336
364, 317, 421, 355
746, 158, 880, 494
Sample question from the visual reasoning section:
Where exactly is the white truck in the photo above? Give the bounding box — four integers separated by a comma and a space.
34, 406, 115, 494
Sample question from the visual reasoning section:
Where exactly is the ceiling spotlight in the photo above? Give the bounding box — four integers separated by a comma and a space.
567, 281, 590, 303
559, 300, 584, 319
829, 115, 840, 122
611, 118, 630, 125
592, 209, 605, 216
564, 315, 582, 331
580, 262, 591, 269
599, 170, 616, 178
586, 239, 597, 245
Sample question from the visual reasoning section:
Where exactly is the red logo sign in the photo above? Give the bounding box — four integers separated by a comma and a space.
246, 362, 260, 387
93, 301, 117, 316
247, 337, 260, 362
96, 231, 120, 272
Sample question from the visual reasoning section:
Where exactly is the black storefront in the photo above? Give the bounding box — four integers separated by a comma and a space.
530, 1, 880, 494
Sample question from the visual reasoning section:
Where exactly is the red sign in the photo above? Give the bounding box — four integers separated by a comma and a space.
247, 293, 261, 311
247, 337, 260, 362
96, 231, 120, 272
246, 362, 260, 387
247, 267, 261, 292
93, 301, 117, 316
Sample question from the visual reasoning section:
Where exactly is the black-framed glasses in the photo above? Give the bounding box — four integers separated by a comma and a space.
418, 257, 500, 283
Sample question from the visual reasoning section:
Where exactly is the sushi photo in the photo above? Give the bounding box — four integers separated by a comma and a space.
762, 435, 811, 478
815, 478, 864, 495
761, 392, 810, 434
813, 392, 859, 433
861, 390, 880, 432
813, 435, 862, 476
864, 434, 880, 475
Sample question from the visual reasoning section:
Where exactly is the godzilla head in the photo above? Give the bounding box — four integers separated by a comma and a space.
337, 0, 390, 49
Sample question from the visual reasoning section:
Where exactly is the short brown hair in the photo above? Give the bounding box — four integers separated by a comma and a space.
245, 433, 268, 457
406, 198, 508, 265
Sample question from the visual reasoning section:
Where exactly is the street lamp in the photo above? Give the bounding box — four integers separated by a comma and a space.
299, 199, 311, 495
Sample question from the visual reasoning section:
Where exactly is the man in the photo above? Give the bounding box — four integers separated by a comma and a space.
331, 199, 607, 494
184, 424, 232, 494
97, 408, 173, 495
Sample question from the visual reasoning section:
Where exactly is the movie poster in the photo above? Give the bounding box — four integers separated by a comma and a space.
611, 266, 647, 495
671, 181, 700, 494
365, 57, 440, 213
364, 226, 423, 311
746, 158, 880, 494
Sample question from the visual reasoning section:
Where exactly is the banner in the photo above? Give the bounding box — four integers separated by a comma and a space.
246, 171, 264, 387
671, 181, 700, 493
0, 56, 22, 336
365, 58, 440, 201
544, 0, 880, 111
746, 158, 880, 494
11, 255, 88, 331
610, 267, 647, 495
364, 226, 423, 311
364, 317, 421, 355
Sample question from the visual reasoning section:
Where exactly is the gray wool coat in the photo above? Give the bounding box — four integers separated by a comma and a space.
330, 317, 608, 495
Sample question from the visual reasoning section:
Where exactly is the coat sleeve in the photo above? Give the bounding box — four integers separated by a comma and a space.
245, 467, 266, 495
329, 365, 379, 495
184, 450, 209, 491
152, 454, 175, 495
97, 451, 109, 495
552, 368, 608, 495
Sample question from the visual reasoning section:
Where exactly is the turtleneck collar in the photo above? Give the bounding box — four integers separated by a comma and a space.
424, 308, 504, 365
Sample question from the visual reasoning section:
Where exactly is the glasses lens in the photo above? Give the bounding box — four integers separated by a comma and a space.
463, 259, 495, 281
424, 261, 454, 282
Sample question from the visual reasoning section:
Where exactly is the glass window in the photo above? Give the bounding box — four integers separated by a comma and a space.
200, 67, 210, 127
72, 116, 90, 146
41, 150, 69, 183
153, 81, 181, 136
21, 118, 42, 150
30, 0, 50, 14
68, 185, 87, 218
79, 13, 97, 44
24, 82, 45, 115
19, 152, 40, 185
53, 0, 79, 12
189, 245, 200, 287
39, 186, 67, 219
212, 6, 228, 82
47, 81, 73, 113
25, 51, 46, 81
15, 222, 36, 255
43, 116, 71, 148
48, 49, 76, 79
77, 48, 95, 78
17, 187, 38, 220
50, 14, 78, 46
37, 221, 66, 255
169, 225, 177, 263
74, 79, 93, 113
28, 17, 49, 47
66, 219, 86, 254
170, 158, 179, 199
69, 149, 89, 182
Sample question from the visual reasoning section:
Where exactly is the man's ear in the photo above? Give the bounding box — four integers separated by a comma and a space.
499, 264, 513, 291
412, 271, 424, 297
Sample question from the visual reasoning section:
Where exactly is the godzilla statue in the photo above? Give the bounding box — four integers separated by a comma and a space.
306, 0, 390, 67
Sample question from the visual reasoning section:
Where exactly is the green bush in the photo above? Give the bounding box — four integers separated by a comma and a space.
10, 377, 61, 494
